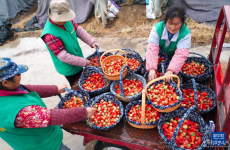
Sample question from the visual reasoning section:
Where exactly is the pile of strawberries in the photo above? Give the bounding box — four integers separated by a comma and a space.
181, 89, 195, 108
82, 73, 105, 91
158, 56, 165, 64
63, 96, 84, 109
91, 100, 121, 127
127, 58, 140, 71
181, 89, 214, 110
115, 78, 143, 96
181, 61, 206, 76
162, 117, 202, 149
147, 82, 180, 106
90, 55, 106, 67
128, 104, 161, 123
103, 59, 126, 75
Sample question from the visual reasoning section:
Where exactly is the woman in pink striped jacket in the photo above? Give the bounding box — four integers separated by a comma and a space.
146, 5, 191, 82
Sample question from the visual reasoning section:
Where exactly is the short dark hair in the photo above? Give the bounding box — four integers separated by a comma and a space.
0, 76, 15, 90
164, 5, 186, 24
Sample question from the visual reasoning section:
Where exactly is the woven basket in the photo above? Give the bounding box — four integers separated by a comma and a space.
57, 88, 88, 109
125, 91, 160, 129
87, 93, 124, 130
100, 49, 128, 81
178, 52, 213, 83
110, 65, 147, 102
181, 78, 217, 115
78, 66, 108, 96
86, 46, 113, 69
158, 106, 211, 150
145, 74, 183, 113
115, 48, 143, 74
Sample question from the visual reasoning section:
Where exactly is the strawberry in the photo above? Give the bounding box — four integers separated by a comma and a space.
82, 73, 105, 91
127, 58, 140, 71
181, 61, 206, 75
90, 55, 106, 67
103, 59, 125, 75
147, 82, 179, 106
115, 78, 143, 96
91, 100, 121, 127
162, 117, 203, 149
63, 96, 84, 109
128, 104, 161, 123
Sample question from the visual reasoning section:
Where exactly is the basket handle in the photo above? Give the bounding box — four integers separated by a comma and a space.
62, 88, 88, 106
189, 52, 213, 73
160, 62, 166, 75
119, 65, 132, 97
144, 74, 181, 96
58, 94, 64, 102
100, 49, 127, 67
141, 90, 146, 125
170, 105, 198, 146
88, 92, 117, 107
95, 46, 101, 67
118, 48, 143, 62
188, 78, 198, 106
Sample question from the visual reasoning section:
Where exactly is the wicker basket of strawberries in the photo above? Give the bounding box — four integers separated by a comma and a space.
100, 49, 128, 81
87, 93, 124, 130
146, 74, 183, 113
57, 88, 88, 109
125, 91, 161, 129
114, 48, 143, 74
110, 65, 146, 102
78, 66, 109, 96
157, 106, 211, 150
180, 79, 217, 114
178, 52, 213, 83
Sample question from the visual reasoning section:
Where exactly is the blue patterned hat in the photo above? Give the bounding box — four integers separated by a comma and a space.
0, 58, 28, 82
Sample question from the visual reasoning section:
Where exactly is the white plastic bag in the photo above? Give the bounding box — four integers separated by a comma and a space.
107, 0, 120, 18
146, 0, 168, 19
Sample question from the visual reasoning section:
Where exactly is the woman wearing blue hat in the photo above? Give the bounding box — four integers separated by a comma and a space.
0, 58, 96, 150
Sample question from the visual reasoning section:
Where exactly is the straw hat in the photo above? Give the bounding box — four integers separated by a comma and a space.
49, 0, 75, 22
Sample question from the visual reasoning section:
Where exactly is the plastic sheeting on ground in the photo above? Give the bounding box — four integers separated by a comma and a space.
173, 0, 230, 24
0, 22, 14, 46
0, 0, 36, 22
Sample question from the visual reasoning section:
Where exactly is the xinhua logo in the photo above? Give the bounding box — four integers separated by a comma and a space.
212, 132, 226, 146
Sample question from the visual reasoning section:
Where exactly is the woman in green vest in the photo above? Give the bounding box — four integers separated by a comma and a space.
0, 58, 96, 150
41, 0, 100, 86
146, 5, 191, 82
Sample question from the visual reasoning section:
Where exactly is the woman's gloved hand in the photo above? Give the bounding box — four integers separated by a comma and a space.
58, 85, 68, 93
85, 60, 92, 66
148, 69, 157, 81
86, 107, 96, 118
164, 70, 174, 82
92, 42, 100, 49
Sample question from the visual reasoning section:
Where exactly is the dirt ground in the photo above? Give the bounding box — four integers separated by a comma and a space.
8, 3, 230, 46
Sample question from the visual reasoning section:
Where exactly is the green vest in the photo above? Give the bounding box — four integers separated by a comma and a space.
0, 92, 63, 150
41, 20, 84, 76
155, 21, 190, 58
